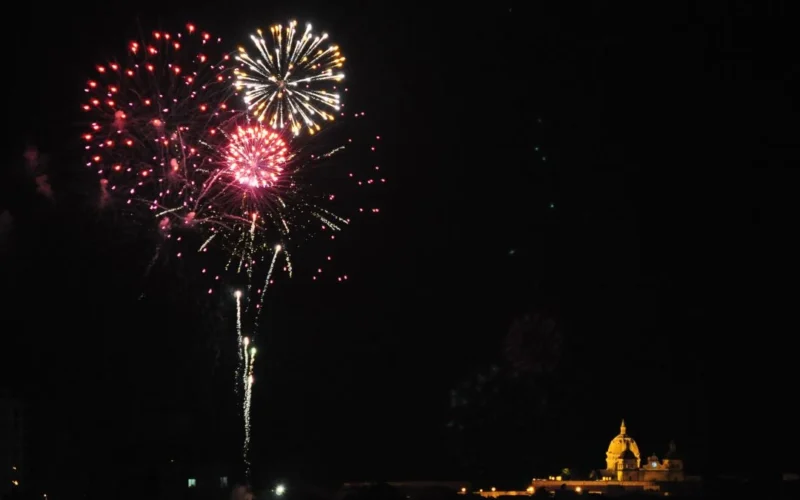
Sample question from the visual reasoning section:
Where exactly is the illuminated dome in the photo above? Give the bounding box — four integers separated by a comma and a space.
605, 419, 641, 470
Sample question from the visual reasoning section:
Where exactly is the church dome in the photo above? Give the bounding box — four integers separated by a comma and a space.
605, 420, 641, 470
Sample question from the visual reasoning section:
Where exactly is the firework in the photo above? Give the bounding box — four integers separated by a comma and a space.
182, 111, 387, 310
194, 117, 382, 476
83, 23, 379, 296
82, 23, 383, 479
234, 20, 345, 136
82, 23, 237, 225
208, 117, 383, 475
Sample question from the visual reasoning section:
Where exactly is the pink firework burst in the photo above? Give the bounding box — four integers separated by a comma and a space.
226, 126, 288, 188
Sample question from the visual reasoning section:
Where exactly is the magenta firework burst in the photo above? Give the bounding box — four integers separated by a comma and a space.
225, 125, 288, 188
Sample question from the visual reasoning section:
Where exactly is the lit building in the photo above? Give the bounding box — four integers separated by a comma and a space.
599, 419, 685, 482
472, 420, 699, 498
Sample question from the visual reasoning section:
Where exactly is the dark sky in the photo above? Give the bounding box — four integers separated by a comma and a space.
1, 0, 797, 494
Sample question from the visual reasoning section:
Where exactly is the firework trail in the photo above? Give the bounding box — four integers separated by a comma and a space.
254, 245, 281, 327
234, 289, 244, 395
242, 336, 250, 408
242, 337, 256, 473
235, 20, 345, 136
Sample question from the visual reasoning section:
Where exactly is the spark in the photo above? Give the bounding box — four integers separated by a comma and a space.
198, 234, 216, 252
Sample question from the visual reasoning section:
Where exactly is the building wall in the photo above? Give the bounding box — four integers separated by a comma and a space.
641, 468, 684, 482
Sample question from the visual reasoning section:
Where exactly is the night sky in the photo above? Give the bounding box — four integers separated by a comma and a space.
2, 0, 798, 494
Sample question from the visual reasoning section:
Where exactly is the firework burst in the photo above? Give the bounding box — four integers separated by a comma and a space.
234, 20, 345, 136
226, 125, 288, 188
82, 23, 238, 226
193, 121, 351, 310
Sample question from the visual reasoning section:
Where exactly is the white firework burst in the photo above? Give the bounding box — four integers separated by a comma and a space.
234, 20, 345, 136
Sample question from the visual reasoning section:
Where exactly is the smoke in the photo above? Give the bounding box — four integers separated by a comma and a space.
35, 175, 53, 199
99, 178, 110, 208
24, 146, 38, 168
24, 146, 54, 200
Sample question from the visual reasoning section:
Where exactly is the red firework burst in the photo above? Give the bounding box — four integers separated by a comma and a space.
81, 23, 237, 212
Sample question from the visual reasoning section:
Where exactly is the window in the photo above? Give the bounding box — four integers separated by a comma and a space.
188, 478, 197, 488
220, 477, 228, 488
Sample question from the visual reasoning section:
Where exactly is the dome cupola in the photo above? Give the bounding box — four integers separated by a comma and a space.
605, 419, 641, 471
